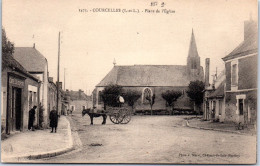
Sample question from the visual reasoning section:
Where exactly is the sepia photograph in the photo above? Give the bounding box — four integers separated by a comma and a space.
1, 0, 258, 164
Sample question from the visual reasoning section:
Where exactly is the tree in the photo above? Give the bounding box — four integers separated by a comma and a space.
123, 90, 141, 112
161, 90, 182, 115
101, 84, 123, 109
146, 94, 155, 115
186, 80, 205, 115
2, 28, 14, 54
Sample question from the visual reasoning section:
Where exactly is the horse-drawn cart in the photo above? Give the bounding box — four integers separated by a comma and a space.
82, 105, 132, 125
106, 106, 131, 124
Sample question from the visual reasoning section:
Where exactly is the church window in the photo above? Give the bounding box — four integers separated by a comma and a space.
98, 91, 103, 104
142, 88, 152, 104
191, 58, 197, 69
193, 62, 197, 69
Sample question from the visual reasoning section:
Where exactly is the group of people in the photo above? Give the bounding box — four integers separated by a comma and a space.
28, 106, 59, 133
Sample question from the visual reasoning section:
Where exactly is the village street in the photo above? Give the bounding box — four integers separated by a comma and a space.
38, 110, 256, 164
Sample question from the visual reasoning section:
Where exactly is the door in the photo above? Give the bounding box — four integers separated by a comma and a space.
11, 87, 22, 131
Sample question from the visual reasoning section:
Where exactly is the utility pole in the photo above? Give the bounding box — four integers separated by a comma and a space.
57, 32, 60, 114
64, 68, 66, 90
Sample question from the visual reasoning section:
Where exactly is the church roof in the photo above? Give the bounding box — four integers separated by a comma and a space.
13, 47, 47, 72
96, 65, 203, 87
188, 29, 199, 57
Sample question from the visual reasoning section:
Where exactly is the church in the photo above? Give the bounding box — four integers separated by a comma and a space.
93, 30, 204, 114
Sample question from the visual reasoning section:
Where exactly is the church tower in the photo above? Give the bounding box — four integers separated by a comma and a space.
187, 29, 201, 79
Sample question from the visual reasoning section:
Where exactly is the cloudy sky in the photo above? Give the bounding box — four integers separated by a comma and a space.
3, 0, 257, 95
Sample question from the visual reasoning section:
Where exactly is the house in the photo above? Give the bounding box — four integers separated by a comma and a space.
93, 30, 204, 113
67, 89, 91, 113
222, 18, 257, 125
13, 45, 49, 127
203, 69, 226, 122
1, 53, 41, 134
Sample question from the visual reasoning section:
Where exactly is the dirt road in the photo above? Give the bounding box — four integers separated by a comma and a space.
39, 111, 256, 164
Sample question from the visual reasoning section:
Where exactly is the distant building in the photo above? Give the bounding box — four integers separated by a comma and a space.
67, 89, 91, 112
47, 77, 57, 125
222, 18, 257, 125
1, 53, 40, 134
203, 69, 226, 122
13, 46, 49, 127
93, 30, 204, 113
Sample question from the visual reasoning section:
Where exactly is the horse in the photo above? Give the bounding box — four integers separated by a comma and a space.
82, 108, 107, 125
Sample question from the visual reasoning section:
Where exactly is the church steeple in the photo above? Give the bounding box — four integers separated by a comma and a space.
188, 29, 199, 58
187, 29, 201, 78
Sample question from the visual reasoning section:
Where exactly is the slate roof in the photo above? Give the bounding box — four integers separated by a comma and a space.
223, 21, 257, 61
13, 47, 47, 72
208, 81, 225, 98
96, 65, 203, 87
67, 90, 91, 101
2, 53, 40, 81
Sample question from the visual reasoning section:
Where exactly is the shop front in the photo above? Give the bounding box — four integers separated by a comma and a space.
6, 73, 26, 134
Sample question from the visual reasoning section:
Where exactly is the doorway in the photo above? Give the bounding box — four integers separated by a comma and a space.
11, 87, 22, 131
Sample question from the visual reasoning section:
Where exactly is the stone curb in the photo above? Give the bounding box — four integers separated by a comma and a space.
185, 120, 253, 136
5, 116, 75, 161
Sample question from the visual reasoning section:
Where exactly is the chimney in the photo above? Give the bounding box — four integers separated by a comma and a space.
78, 89, 83, 99
56, 82, 62, 89
33, 43, 35, 48
244, 19, 257, 41
205, 58, 210, 87
48, 77, 53, 82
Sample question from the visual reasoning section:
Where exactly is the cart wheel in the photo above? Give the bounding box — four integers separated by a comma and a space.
120, 109, 132, 124
109, 113, 123, 124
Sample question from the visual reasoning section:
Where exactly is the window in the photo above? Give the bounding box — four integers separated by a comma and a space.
239, 99, 243, 115
231, 64, 238, 86
29, 91, 33, 109
142, 88, 152, 104
219, 100, 222, 115
236, 94, 246, 115
98, 91, 103, 104
82, 106, 86, 110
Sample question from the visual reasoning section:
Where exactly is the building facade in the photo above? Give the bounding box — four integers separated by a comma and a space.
68, 89, 91, 113
2, 53, 40, 134
13, 46, 49, 127
222, 19, 257, 125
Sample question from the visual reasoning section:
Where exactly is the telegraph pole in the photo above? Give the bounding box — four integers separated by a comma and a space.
64, 68, 66, 90
57, 32, 60, 113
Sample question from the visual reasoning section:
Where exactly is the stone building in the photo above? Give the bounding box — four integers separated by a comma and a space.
67, 89, 91, 113
93, 30, 204, 113
222, 19, 257, 125
1, 53, 40, 134
13, 45, 49, 127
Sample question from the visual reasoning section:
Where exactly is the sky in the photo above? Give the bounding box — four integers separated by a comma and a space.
2, 0, 258, 95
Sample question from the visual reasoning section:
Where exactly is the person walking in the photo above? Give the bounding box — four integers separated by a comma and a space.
49, 107, 59, 133
28, 106, 37, 131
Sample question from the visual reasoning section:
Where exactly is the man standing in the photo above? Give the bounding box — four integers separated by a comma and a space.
49, 106, 59, 133
28, 106, 37, 131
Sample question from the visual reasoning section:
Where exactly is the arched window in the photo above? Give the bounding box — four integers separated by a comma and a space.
142, 88, 153, 104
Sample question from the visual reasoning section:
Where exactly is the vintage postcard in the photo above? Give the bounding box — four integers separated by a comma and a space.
1, 0, 258, 164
